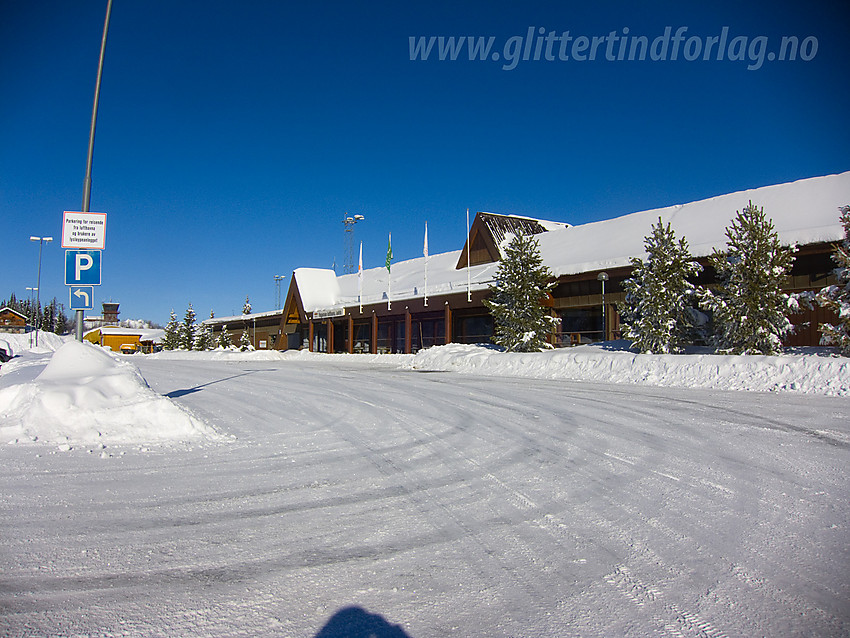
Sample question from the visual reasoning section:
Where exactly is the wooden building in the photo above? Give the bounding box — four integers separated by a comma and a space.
0, 307, 29, 334
84, 326, 164, 353
207, 172, 849, 353
203, 310, 287, 350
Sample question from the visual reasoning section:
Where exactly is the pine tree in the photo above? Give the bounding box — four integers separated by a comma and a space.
483, 231, 558, 352
218, 324, 232, 349
179, 304, 197, 351
54, 304, 70, 335
238, 327, 253, 351
194, 323, 215, 351
816, 205, 850, 355
700, 202, 796, 355
162, 310, 180, 350
242, 296, 252, 315
620, 218, 703, 353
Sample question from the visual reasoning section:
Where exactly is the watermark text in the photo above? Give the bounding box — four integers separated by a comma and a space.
409, 26, 818, 71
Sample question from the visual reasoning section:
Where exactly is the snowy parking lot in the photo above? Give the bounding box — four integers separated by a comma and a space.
1, 343, 849, 636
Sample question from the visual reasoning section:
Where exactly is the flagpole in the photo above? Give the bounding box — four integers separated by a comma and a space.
386, 232, 392, 311
358, 241, 363, 313
423, 221, 429, 307
466, 208, 472, 302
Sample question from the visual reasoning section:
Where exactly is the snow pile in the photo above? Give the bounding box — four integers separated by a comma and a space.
0, 331, 69, 355
0, 341, 220, 447
148, 347, 289, 362
411, 343, 850, 396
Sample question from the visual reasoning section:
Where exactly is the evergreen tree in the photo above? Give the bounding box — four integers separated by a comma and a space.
242, 296, 252, 314
180, 303, 197, 350
620, 218, 703, 353
54, 305, 70, 335
218, 324, 233, 349
238, 327, 253, 351
817, 205, 850, 355
162, 310, 180, 350
483, 231, 558, 352
42, 299, 56, 333
700, 202, 796, 355
194, 322, 216, 351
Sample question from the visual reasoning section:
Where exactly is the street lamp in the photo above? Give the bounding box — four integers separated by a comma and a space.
30, 236, 53, 347
26, 286, 38, 347
597, 271, 609, 342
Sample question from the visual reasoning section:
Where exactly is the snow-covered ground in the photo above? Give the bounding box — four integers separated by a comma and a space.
1, 335, 849, 636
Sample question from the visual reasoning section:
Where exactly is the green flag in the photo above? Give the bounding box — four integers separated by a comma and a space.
385, 232, 392, 273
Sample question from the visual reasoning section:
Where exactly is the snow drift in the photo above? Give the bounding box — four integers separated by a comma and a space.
411, 343, 850, 396
0, 341, 220, 447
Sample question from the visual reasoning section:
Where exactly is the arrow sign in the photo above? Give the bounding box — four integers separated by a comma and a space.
65, 250, 102, 286
69, 286, 95, 310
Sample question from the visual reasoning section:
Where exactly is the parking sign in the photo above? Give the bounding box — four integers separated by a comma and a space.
65, 250, 102, 286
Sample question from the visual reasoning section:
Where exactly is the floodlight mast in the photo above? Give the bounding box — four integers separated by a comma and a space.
343, 213, 365, 274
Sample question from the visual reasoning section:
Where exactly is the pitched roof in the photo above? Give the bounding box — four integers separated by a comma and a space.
292, 171, 850, 313
0, 307, 28, 320
538, 171, 849, 276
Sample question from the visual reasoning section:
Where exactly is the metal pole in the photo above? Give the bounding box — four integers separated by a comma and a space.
597, 271, 609, 342
601, 278, 606, 341
77, 0, 113, 342
35, 240, 43, 347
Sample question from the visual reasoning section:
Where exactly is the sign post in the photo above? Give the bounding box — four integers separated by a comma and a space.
63, 214, 106, 340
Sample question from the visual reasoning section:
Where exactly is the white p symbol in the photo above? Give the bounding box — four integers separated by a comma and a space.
75, 253, 94, 280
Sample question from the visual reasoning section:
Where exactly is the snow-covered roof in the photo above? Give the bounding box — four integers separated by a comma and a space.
538, 172, 849, 276
203, 308, 284, 325
294, 267, 343, 313
299, 172, 849, 312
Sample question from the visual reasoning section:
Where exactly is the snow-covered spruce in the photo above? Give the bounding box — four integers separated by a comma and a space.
194, 313, 216, 351
816, 205, 850, 355
161, 309, 180, 350
700, 202, 797, 355
218, 323, 233, 349
179, 303, 197, 351
239, 327, 254, 351
620, 218, 703, 354
483, 231, 559, 352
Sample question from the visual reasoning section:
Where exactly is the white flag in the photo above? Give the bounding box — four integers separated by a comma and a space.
423, 221, 429, 258
358, 242, 363, 312
423, 222, 429, 306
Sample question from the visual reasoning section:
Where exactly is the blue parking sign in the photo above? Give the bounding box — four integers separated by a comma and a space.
65, 250, 102, 286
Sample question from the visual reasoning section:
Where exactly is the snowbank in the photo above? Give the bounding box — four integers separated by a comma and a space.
0, 341, 222, 448
410, 343, 850, 396
147, 347, 290, 362
147, 347, 416, 367
0, 331, 69, 355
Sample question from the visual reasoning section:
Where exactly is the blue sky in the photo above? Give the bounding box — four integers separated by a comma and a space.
2, 1, 848, 325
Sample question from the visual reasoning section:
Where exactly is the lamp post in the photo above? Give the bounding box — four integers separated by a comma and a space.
30, 236, 53, 347
26, 286, 38, 348
76, 0, 113, 342
597, 271, 609, 342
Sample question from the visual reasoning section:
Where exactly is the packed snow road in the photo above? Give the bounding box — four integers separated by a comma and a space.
1, 356, 849, 637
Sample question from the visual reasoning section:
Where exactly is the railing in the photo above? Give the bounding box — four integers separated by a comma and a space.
554, 331, 604, 347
